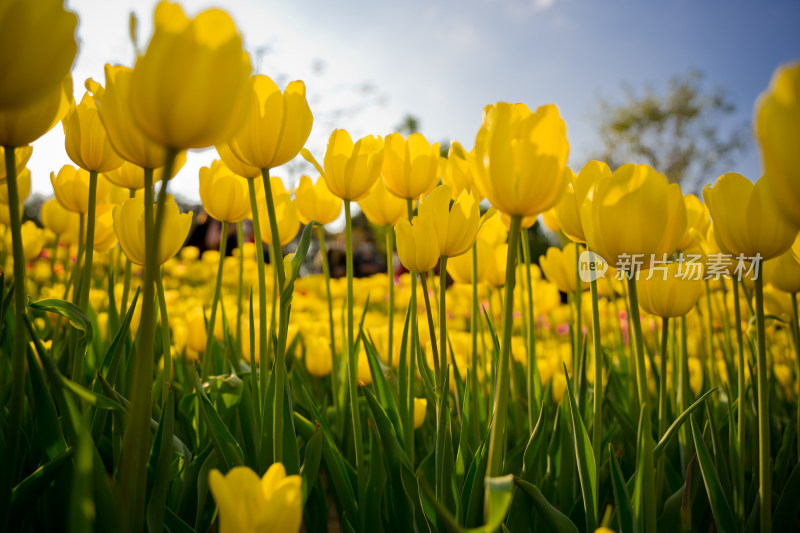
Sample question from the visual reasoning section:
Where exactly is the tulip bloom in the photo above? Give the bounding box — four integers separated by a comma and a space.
295, 175, 342, 226
258, 193, 300, 247
313, 130, 384, 201
676, 194, 710, 252
418, 185, 479, 258
0, 75, 72, 147
0, 168, 30, 205
394, 214, 440, 274
703, 173, 796, 261
539, 244, 588, 294
447, 238, 494, 285
208, 463, 302, 533
581, 163, 686, 271
199, 160, 251, 223
442, 141, 478, 197
0, 0, 77, 109
763, 236, 800, 294
63, 92, 124, 173
4, 221, 44, 261
413, 398, 428, 429
112, 194, 192, 266
0, 146, 32, 181
358, 177, 406, 227
755, 62, 800, 227
305, 336, 333, 377
130, 1, 252, 149
41, 198, 79, 238
91, 65, 182, 169
381, 132, 440, 200
216, 143, 260, 179
555, 162, 611, 244
473, 103, 569, 217
228, 76, 313, 170
51, 166, 110, 214
636, 262, 703, 318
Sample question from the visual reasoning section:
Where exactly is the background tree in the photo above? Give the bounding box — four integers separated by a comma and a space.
594, 69, 748, 191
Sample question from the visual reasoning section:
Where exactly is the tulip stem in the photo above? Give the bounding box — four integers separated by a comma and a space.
247, 178, 268, 437
656, 316, 669, 503
487, 214, 521, 477
791, 293, 800, 461
403, 197, 418, 461
574, 242, 583, 379
470, 243, 482, 442
589, 273, 603, 503
520, 229, 540, 431
78, 170, 98, 317
627, 275, 656, 533
731, 277, 746, 523
118, 153, 171, 533
73, 213, 85, 303
419, 271, 440, 389
155, 268, 172, 397
205, 221, 228, 373
754, 273, 771, 533
439, 257, 448, 399
344, 200, 365, 512
236, 222, 244, 356
120, 187, 136, 317
3, 145, 27, 507
260, 168, 285, 289
385, 224, 395, 366
318, 226, 338, 416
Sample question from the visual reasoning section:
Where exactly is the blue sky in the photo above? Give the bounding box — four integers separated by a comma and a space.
28, 0, 800, 204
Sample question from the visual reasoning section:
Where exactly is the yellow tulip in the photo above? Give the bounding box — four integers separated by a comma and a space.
0, 168, 30, 204
63, 92, 124, 173
258, 193, 300, 247
41, 198, 79, 237
130, 1, 252, 149
446, 238, 494, 285
676, 194, 710, 252
539, 243, 588, 294
216, 143, 260, 179
477, 211, 508, 247
555, 162, 611, 243
88, 204, 118, 253
381, 132, 440, 200
473, 102, 569, 217
499, 211, 537, 230
418, 184, 479, 258
0, 145, 32, 181
208, 463, 302, 533
581, 163, 686, 271
304, 335, 333, 377
442, 141, 478, 196
541, 208, 561, 233
488, 244, 509, 288
703, 173, 796, 261
394, 214, 440, 274
51, 165, 110, 214
0, 203, 20, 227
357, 175, 406, 226
414, 398, 427, 429
113, 193, 192, 266
90, 66, 191, 170
312, 129, 384, 201
199, 160, 251, 223
5, 220, 44, 261
636, 262, 704, 318
755, 62, 800, 227
0, 0, 77, 109
228, 76, 312, 170
764, 235, 800, 294
295, 175, 341, 226
102, 155, 186, 190
0, 74, 72, 147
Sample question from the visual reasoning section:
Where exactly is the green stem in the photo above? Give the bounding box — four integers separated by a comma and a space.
574, 242, 583, 376
4, 145, 27, 507
589, 273, 603, 502
344, 200, 364, 479
247, 178, 268, 449
704, 281, 716, 388
791, 293, 800, 461
439, 257, 448, 397
419, 272, 440, 389
155, 268, 171, 401
260, 168, 285, 289
205, 221, 229, 371
318, 227, 338, 414
119, 187, 136, 317
656, 316, 669, 503
386, 225, 395, 366
627, 276, 649, 406
470, 243, 481, 443
754, 273, 771, 533
118, 152, 174, 533
50, 235, 60, 284
236, 222, 244, 355
78, 170, 98, 313
521, 230, 540, 431
73, 213, 85, 303
732, 277, 746, 524
487, 214, 521, 477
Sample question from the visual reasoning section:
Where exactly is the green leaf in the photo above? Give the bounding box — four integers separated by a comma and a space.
24, 326, 67, 460
690, 415, 738, 533
419, 474, 515, 533
147, 387, 176, 533
563, 363, 598, 532
608, 443, 635, 533
190, 368, 244, 470
363, 332, 403, 442
653, 388, 717, 460
10, 447, 74, 515
301, 423, 323, 506
773, 462, 800, 530
513, 479, 579, 533
506, 400, 547, 532
280, 221, 319, 302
